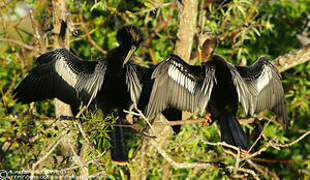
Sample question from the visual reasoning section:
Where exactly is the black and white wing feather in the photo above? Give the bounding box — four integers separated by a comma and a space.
235, 56, 288, 127
224, 61, 256, 115
14, 48, 107, 107
145, 54, 216, 118
125, 61, 149, 107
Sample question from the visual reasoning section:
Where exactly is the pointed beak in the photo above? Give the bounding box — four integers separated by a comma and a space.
123, 45, 136, 67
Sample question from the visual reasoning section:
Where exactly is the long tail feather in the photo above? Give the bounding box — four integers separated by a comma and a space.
109, 119, 128, 164
219, 114, 250, 151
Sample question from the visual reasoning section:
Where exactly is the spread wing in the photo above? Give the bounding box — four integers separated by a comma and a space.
13, 48, 107, 107
235, 56, 288, 127
144, 54, 216, 118
125, 61, 149, 107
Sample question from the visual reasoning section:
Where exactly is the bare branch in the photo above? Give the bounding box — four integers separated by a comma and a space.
152, 118, 210, 126
79, 13, 107, 54
149, 139, 215, 169
248, 118, 272, 153
272, 44, 310, 72
227, 166, 260, 180
0, 38, 37, 51
272, 130, 310, 147
30, 131, 66, 180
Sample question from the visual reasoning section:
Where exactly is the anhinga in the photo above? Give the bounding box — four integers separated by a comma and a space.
142, 31, 288, 151
13, 25, 144, 163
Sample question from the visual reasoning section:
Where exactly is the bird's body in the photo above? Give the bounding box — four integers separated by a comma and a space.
14, 25, 144, 163
143, 32, 287, 151
206, 55, 251, 150
96, 48, 133, 112
207, 55, 239, 117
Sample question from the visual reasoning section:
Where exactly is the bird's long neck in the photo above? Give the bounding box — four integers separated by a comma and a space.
108, 44, 133, 70
122, 42, 133, 54
200, 37, 218, 63
200, 50, 212, 63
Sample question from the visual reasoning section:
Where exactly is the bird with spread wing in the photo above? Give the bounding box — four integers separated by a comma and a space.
140, 31, 288, 152
14, 25, 144, 163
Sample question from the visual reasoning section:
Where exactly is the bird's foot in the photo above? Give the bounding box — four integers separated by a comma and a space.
112, 160, 128, 165
240, 149, 251, 157
223, 147, 251, 157
201, 113, 214, 126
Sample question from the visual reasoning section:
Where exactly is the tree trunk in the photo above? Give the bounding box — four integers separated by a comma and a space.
174, 0, 198, 62
52, 0, 72, 117
52, 0, 88, 179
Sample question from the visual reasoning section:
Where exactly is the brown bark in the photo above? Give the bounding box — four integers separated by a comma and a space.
272, 44, 310, 72
51, 0, 88, 179
52, 0, 72, 117
129, 115, 174, 180
174, 0, 198, 62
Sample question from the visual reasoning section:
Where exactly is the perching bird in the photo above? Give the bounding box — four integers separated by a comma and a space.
142, 31, 288, 151
13, 25, 144, 163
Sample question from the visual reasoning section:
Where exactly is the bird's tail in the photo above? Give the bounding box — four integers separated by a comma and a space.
218, 114, 251, 151
109, 119, 128, 164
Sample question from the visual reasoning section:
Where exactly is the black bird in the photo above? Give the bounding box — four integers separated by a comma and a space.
13, 25, 144, 163
142, 31, 288, 151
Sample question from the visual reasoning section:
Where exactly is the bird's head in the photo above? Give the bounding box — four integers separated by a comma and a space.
197, 30, 218, 62
117, 25, 144, 66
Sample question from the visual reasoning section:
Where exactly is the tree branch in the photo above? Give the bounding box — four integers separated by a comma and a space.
0, 38, 37, 51
272, 44, 310, 72
79, 13, 107, 54
30, 131, 66, 180
149, 139, 216, 169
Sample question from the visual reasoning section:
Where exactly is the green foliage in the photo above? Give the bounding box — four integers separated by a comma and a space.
0, 0, 309, 179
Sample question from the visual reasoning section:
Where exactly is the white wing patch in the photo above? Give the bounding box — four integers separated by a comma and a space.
75, 60, 107, 107
125, 63, 142, 106
55, 57, 78, 87
168, 61, 196, 94
256, 66, 272, 93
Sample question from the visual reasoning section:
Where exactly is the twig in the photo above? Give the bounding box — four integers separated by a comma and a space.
272, 130, 310, 147
76, 106, 87, 118
251, 157, 310, 164
195, 135, 240, 153
233, 147, 241, 174
248, 118, 272, 153
152, 118, 210, 126
67, 138, 90, 179
79, 13, 107, 54
241, 137, 277, 161
246, 159, 280, 180
0, 38, 37, 51
149, 139, 217, 169
30, 131, 66, 180
124, 108, 155, 133
243, 130, 310, 161
227, 166, 260, 180
74, 121, 105, 168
